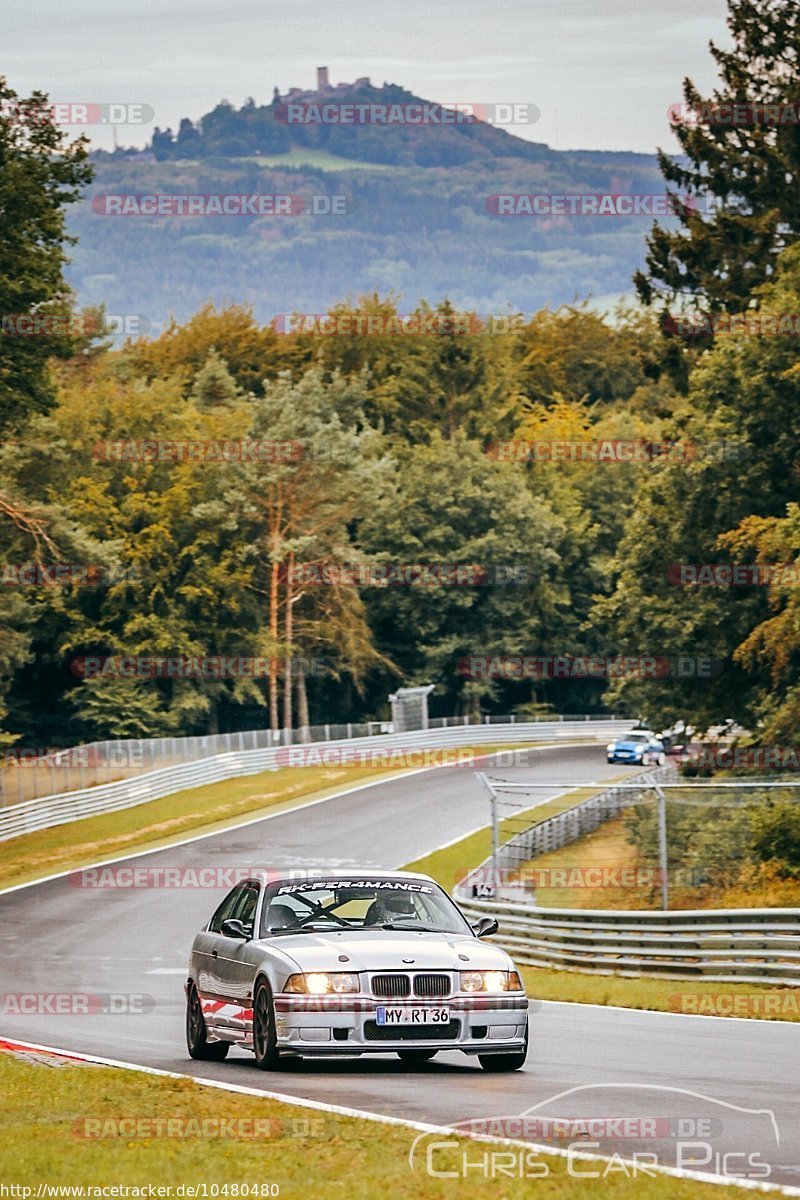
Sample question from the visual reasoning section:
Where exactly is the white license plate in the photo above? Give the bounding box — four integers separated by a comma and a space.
376, 1006, 450, 1026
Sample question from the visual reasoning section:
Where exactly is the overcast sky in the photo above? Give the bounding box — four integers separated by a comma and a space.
8, 0, 730, 154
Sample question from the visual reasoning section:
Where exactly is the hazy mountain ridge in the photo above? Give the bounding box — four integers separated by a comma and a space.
74, 81, 668, 328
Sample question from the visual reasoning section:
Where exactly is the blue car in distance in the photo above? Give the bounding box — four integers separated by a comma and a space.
606, 729, 666, 766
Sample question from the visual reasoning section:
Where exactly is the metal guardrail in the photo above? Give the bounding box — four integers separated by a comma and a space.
454, 770, 800, 985
0, 719, 631, 843
0, 712, 621, 808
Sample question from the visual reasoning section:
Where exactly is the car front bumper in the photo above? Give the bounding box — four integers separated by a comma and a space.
272, 993, 529, 1055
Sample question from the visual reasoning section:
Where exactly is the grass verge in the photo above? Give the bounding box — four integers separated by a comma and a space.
0, 763, 398, 893
404, 795, 800, 1023
512, 813, 800, 910
0, 1052, 753, 1198
0, 741, 544, 893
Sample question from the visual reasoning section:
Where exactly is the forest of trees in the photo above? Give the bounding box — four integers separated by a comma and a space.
2, 0, 800, 751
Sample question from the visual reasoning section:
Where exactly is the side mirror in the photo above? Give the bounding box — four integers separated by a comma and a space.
220, 918, 249, 940
473, 916, 499, 939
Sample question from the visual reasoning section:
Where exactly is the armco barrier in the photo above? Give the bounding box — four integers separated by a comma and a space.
0, 719, 630, 843
0, 712, 618, 807
454, 770, 800, 985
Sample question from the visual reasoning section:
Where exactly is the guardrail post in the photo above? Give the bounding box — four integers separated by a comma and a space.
654, 777, 670, 910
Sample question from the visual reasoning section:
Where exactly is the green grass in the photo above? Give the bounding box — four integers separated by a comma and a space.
403, 790, 800, 1023
0, 1053, 750, 1198
0, 763, 393, 893
517, 966, 800, 1021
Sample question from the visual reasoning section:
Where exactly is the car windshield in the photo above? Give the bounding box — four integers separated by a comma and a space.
624, 733, 650, 742
260, 878, 472, 937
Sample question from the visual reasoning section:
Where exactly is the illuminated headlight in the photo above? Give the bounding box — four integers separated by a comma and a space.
459, 970, 523, 993
633, 745, 644, 756
284, 972, 359, 994
606, 744, 615, 752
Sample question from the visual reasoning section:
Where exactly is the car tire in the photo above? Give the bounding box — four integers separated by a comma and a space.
397, 1049, 438, 1063
252, 978, 281, 1070
186, 982, 230, 1061
656, 752, 666, 766
478, 1021, 528, 1072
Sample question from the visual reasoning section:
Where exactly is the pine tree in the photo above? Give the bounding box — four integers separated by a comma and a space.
0, 80, 92, 431
636, 0, 800, 314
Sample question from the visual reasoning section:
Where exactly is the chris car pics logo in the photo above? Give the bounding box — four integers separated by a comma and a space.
408, 1084, 778, 1182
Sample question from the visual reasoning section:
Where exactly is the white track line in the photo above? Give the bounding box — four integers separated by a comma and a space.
1, 1036, 797, 1197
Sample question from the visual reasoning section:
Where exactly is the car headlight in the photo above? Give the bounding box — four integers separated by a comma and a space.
634, 745, 644, 756
459, 970, 523, 993
284, 972, 359, 994
606, 743, 615, 752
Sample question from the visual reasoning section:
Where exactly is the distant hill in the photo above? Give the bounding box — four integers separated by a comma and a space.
112, 75, 555, 169
71, 78, 671, 331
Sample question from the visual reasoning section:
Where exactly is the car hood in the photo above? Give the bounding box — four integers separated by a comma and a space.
258, 930, 513, 973
611, 740, 646, 751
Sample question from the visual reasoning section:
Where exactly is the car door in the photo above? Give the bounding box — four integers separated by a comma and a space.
194, 882, 244, 995
212, 881, 262, 1037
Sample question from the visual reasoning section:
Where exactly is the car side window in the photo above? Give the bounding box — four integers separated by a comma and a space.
231, 883, 260, 936
208, 884, 245, 933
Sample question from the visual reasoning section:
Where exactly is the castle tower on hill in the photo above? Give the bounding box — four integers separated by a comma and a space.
317, 66, 330, 91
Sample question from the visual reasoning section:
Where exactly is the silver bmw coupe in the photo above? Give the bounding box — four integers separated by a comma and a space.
186, 870, 529, 1071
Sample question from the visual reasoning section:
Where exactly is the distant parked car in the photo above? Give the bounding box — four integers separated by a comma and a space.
606, 729, 666, 766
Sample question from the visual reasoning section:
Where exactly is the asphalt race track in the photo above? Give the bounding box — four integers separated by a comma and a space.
1, 746, 799, 1190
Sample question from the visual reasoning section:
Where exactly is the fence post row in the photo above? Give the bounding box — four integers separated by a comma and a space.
457, 767, 800, 984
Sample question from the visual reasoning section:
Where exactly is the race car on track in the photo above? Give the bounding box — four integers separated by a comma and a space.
186, 870, 529, 1071
606, 728, 666, 766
